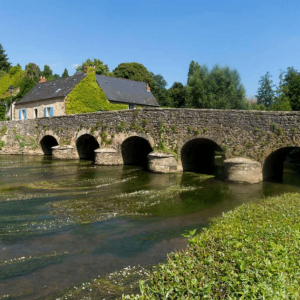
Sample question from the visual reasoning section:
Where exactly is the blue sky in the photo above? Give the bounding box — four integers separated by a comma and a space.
1, 0, 300, 97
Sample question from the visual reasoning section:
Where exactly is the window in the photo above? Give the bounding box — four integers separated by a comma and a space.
34, 108, 38, 119
19, 109, 27, 120
44, 107, 54, 117
128, 104, 135, 109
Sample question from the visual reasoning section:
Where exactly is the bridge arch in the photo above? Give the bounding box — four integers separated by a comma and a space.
40, 135, 58, 155
76, 134, 100, 161
181, 138, 224, 174
121, 136, 153, 167
263, 147, 300, 182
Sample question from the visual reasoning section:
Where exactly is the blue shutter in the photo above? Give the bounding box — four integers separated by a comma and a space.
19, 109, 21, 120
24, 109, 27, 119
44, 108, 47, 117
50, 107, 54, 117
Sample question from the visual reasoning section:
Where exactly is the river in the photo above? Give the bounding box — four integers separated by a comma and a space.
0, 155, 300, 299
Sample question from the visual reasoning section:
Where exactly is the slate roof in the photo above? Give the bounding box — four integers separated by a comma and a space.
16, 73, 86, 105
96, 75, 160, 107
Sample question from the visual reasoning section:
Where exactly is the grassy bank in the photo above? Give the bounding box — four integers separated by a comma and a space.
124, 193, 300, 299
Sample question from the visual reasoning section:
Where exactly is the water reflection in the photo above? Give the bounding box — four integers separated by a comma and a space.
1, 155, 300, 300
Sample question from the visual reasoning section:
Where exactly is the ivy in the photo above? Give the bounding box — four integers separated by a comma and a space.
65, 70, 127, 114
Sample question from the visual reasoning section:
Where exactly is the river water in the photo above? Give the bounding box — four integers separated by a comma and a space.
1, 155, 300, 299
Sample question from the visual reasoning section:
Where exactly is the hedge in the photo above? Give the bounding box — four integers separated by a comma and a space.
124, 193, 300, 299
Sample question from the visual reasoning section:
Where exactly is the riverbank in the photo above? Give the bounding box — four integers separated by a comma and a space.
124, 193, 300, 299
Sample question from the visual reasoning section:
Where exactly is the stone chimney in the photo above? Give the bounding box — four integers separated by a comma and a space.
39, 76, 47, 83
146, 83, 151, 92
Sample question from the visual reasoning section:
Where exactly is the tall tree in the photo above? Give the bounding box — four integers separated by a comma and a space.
275, 67, 300, 111
256, 72, 275, 108
168, 82, 186, 108
76, 58, 109, 75
0, 43, 11, 72
151, 73, 171, 106
62, 68, 69, 78
25, 63, 41, 82
186, 62, 246, 109
187, 61, 201, 84
41, 65, 53, 80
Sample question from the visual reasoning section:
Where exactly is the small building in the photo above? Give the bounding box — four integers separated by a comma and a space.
14, 73, 159, 120
14, 73, 86, 120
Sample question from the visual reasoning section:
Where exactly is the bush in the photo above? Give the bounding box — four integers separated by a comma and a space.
65, 69, 127, 114
124, 193, 300, 299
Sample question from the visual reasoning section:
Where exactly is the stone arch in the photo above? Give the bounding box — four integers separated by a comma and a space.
76, 134, 100, 161
121, 136, 153, 167
263, 147, 300, 182
181, 138, 224, 174
40, 135, 58, 155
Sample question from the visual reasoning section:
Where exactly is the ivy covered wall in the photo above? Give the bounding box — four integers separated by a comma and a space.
65, 70, 127, 114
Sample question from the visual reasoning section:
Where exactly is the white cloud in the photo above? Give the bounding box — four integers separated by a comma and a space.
71, 63, 80, 68
50, 63, 59, 67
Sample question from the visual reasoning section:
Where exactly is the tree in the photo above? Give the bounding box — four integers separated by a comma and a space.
256, 72, 275, 108
62, 68, 69, 78
274, 67, 300, 111
41, 65, 53, 80
151, 73, 171, 106
168, 82, 186, 108
0, 43, 11, 72
76, 58, 109, 75
25, 63, 41, 82
186, 62, 246, 109
113, 62, 158, 96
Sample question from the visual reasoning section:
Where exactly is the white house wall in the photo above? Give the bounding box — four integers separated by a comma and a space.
14, 98, 65, 120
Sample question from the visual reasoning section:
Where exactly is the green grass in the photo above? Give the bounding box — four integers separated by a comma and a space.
124, 193, 300, 299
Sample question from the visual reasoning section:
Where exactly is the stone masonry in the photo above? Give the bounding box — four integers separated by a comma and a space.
1, 108, 300, 182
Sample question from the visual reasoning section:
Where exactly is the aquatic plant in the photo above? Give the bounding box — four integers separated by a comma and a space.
123, 193, 300, 299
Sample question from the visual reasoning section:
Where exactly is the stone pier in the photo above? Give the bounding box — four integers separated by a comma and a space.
224, 157, 262, 184
148, 151, 178, 173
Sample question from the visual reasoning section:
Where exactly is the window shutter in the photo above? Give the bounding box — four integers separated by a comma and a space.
24, 109, 27, 119
44, 108, 47, 117
19, 109, 21, 120
50, 107, 54, 117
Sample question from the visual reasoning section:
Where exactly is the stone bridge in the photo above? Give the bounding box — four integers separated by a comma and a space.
1, 108, 300, 183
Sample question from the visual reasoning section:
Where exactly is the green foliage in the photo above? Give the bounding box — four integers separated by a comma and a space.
186, 62, 247, 109
113, 62, 158, 96
0, 140, 5, 149
155, 140, 178, 161
0, 65, 24, 97
168, 82, 186, 108
65, 70, 127, 114
0, 43, 11, 72
274, 67, 300, 111
117, 121, 125, 132
0, 126, 7, 136
76, 58, 109, 75
124, 193, 300, 299
256, 72, 275, 108
62, 68, 69, 78
25, 63, 40, 82
41, 64, 53, 80
151, 73, 171, 106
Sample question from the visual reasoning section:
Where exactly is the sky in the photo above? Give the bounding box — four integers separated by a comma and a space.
1, 0, 300, 97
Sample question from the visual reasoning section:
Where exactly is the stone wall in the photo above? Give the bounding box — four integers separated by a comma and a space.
1, 108, 300, 166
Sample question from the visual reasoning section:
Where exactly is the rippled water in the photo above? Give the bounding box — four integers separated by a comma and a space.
1, 155, 300, 299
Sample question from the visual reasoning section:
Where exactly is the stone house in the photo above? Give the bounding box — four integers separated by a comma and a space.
14, 73, 159, 120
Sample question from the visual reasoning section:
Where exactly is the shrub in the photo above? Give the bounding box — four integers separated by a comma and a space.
124, 193, 300, 299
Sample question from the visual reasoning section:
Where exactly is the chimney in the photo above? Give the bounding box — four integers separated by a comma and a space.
146, 83, 151, 92
39, 76, 47, 83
